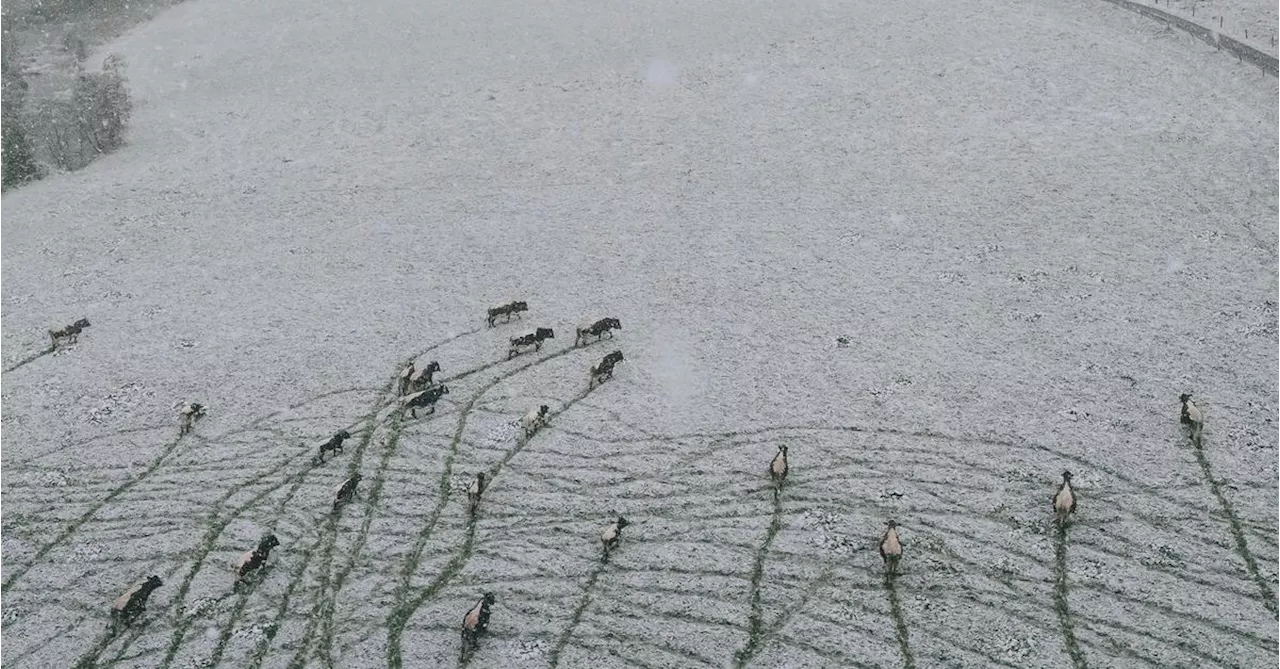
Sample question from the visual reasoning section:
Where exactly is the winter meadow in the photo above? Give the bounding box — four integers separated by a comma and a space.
1, 0, 1277, 666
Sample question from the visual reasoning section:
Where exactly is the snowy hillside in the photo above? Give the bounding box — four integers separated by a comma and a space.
1, 0, 1277, 665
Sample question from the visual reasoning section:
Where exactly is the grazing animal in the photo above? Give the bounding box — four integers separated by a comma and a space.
461, 592, 497, 651
333, 473, 362, 512
487, 300, 529, 327
233, 534, 280, 590
315, 430, 351, 463
467, 472, 486, 515
521, 405, 550, 438
508, 327, 555, 358
109, 575, 162, 635
769, 445, 789, 488
178, 402, 206, 436
574, 317, 622, 347
879, 521, 903, 576
588, 350, 624, 388
836, 336, 850, 348
1179, 393, 1204, 444
407, 360, 443, 394
397, 358, 417, 395
403, 385, 450, 418
600, 516, 631, 559
1053, 470, 1077, 527
49, 318, 91, 348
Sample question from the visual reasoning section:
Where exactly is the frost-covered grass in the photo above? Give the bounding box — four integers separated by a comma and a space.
1, 0, 1277, 666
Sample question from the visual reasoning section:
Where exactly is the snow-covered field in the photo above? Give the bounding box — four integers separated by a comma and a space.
1, 0, 1277, 665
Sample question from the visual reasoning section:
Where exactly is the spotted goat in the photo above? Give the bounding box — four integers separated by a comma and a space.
467, 472, 487, 515
588, 350, 624, 388
400, 360, 442, 395
461, 592, 497, 652
49, 318, 91, 349
487, 300, 528, 327
521, 404, 550, 439
1179, 393, 1205, 446
879, 521, 903, 576
178, 402, 206, 436
600, 516, 631, 561
1052, 470, 1077, 527
233, 534, 280, 590
574, 317, 621, 347
109, 575, 162, 635
508, 327, 555, 359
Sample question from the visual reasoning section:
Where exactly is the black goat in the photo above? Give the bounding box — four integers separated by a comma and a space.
574, 318, 622, 347
487, 301, 529, 327
233, 534, 280, 590
588, 350, 624, 388
406, 360, 443, 394
314, 430, 352, 464
508, 327, 555, 359
461, 592, 497, 652
333, 473, 362, 512
404, 385, 450, 418
109, 575, 162, 635
49, 318, 91, 348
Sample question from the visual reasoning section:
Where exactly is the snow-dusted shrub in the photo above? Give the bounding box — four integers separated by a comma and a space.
72, 54, 131, 154
30, 98, 91, 171
1, 40, 41, 189
1, 25, 23, 78
2, 113, 40, 188
62, 32, 88, 62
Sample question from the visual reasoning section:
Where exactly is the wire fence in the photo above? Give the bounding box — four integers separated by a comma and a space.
1101, 0, 1279, 76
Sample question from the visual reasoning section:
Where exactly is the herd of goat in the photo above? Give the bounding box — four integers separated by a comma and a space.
94, 301, 630, 654
48, 305, 1213, 658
